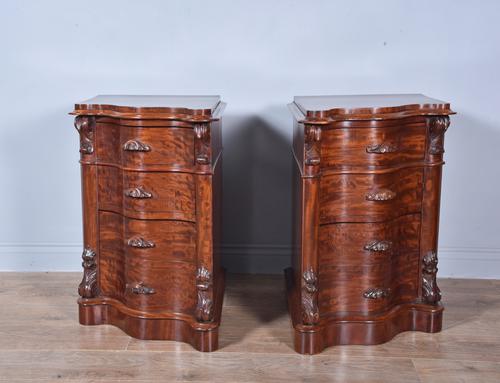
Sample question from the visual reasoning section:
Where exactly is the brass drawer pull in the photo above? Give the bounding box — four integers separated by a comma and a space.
363, 288, 390, 299
127, 237, 155, 248
366, 143, 398, 154
128, 282, 156, 295
125, 187, 152, 199
123, 140, 151, 152
364, 240, 392, 252
365, 189, 396, 201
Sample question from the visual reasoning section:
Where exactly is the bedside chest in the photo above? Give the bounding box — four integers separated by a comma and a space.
286, 94, 454, 354
72, 95, 225, 352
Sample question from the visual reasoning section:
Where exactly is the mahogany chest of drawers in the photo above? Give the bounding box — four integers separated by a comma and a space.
286, 94, 454, 354
72, 95, 225, 352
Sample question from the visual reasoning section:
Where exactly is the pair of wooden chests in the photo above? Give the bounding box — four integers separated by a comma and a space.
73, 94, 453, 354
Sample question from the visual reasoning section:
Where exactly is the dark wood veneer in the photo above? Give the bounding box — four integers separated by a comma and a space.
287, 94, 453, 354
73, 95, 226, 352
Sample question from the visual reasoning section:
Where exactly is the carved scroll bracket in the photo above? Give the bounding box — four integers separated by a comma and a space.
78, 247, 99, 298
74, 116, 95, 155
194, 123, 211, 166
428, 116, 450, 156
301, 267, 319, 325
304, 125, 322, 174
195, 266, 214, 322
422, 251, 442, 304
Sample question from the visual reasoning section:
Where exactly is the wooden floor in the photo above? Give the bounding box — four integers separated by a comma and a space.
1, 274, 500, 382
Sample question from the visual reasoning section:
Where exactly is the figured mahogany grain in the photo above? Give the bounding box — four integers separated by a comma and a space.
95, 122, 195, 171
319, 167, 423, 224
320, 121, 426, 169
73, 95, 225, 352
98, 166, 196, 221
318, 213, 421, 265
287, 94, 453, 354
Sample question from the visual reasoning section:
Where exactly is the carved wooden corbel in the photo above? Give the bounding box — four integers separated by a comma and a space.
428, 116, 450, 155
78, 247, 99, 298
74, 116, 95, 155
194, 123, 211, 166
304, 124, 322, 167
422, 251, 442, 304
302, 267, 319, 325
195, 266, 213, 322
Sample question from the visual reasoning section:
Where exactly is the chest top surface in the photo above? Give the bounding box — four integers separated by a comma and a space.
292, 94, 454, 121
72, 95, 224, 121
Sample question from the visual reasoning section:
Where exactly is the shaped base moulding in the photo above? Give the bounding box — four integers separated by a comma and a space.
284, 267, 443, 355
78, 269, 225, 352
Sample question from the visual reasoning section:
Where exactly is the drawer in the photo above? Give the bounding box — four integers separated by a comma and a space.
125, 218, 196, 264
95, 122, 195, 171
318, 252, 419, 315
319, 214, 421, 265
321, 123, 426, 169
320, 167, 423, 224
98, 166, 196, 221
99, 211, 197, 314
125, 261, 197, 314
319, 262, 392, 314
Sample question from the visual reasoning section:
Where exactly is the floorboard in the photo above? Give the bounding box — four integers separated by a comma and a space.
0, 273, 499, 382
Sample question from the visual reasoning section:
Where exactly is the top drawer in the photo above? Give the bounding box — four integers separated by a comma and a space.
95, 122, 195, 171
320, 123, 426, 169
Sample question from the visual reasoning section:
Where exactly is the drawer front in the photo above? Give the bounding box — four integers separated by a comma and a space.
125, 260, 197, 314
319, 262, 392, 314
318, 253, 419, 315
95, 122, 195, 171
125, 218, 196, 264
319, 214, 421, 265
99, 211, 197, 314
320, 168, 423, 224
321, 123, 426, 169
98, 166, 196, 221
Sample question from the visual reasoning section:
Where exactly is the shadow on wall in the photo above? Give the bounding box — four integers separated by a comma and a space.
221, 109, 292, 274
438, 111, 500, 278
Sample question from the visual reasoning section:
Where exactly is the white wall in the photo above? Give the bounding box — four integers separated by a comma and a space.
0, 0, 499, 277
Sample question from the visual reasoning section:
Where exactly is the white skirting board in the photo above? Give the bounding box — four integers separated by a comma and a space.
0, 243, 499, 279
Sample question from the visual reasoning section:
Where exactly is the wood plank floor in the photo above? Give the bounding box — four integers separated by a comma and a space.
1, 273, 500, 382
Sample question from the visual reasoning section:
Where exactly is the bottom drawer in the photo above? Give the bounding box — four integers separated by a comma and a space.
98, 211, 197, 314
318, 253, 420, 316
124, 261, 196, 313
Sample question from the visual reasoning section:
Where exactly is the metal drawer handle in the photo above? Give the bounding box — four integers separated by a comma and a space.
363, 288, 390, 299
123, 140, 151, 152
365, 189, 396, 201
125, 187, 152, 199
366, 143, 398, 154
364, 240, 392, 252
127, 282, 156, 295
127, 237, 155, 249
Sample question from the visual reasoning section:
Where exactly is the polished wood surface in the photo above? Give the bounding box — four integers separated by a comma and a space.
95, 123, 196, 171
72, 95, 225, 351
293, 94, 453, 121
73, 95, 225, 122
98, 167, 196, 221
319, 167, 423, 223
288, 94, 454, 354
320, 119, 427, 169
1, 273, 500, 382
